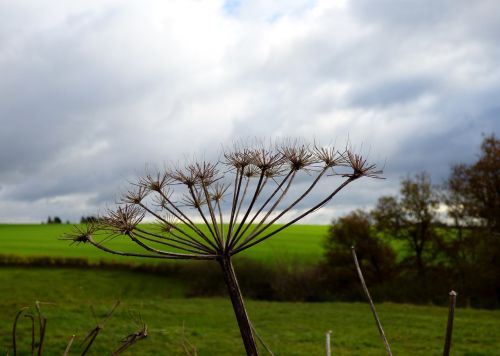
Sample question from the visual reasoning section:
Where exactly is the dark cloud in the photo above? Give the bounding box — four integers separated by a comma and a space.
0, 0, 498, 222
349, 77, 435, 108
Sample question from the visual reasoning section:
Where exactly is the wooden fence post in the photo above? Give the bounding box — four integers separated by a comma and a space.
443, 290, 457, 356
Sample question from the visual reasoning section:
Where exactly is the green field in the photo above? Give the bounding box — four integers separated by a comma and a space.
1, 267, 499, 355
0, 224, 329, 264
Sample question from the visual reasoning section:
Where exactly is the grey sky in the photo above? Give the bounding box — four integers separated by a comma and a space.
0, 0, 498, 223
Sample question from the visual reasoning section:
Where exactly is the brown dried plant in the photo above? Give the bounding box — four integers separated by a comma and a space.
62, 140, 381, 356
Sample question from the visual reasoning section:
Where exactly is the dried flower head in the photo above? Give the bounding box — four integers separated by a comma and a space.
122, 186, 149, 205
156, 214, 178, 234
170, 166, 198, 187
313, 144, 346, 168
223, 146, 253, 170
344, 150, 383, 179
189, 161, 219, 185
243, 165, 260, 178
101, 205, 145, 235
60, 223, 99, 245
210, 182, 229, 202
249, 147, 284, 171
138, 170, 172, 192
280, 143, 317, 171
181, 189, 207, 208
151, 187, 174, 209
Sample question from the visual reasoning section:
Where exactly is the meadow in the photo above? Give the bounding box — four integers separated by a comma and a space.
1, 224, 499, 355
1, 267, 500, 355
0, 224, 329, 265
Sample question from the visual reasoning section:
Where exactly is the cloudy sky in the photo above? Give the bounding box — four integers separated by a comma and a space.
0, 0, 498, 223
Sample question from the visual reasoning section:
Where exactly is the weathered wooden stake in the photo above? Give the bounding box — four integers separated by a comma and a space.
325, 330, 332, 356
351, 246, 392, 356
443, 290, 457, 356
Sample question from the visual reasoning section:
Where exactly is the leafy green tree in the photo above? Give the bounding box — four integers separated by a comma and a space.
444, 134, 500, 306
372, 172, 440, 275
325, 210, 396, 285
447, 134, 500, 233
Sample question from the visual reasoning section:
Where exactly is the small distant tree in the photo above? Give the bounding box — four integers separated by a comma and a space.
372, 172, 440, 276
80, 216, 98, 224
47, 216, 62, 224
63, 141, 381, 355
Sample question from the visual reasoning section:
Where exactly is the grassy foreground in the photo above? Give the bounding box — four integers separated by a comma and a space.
1, 267, 499, 355
0, 224, 328, 264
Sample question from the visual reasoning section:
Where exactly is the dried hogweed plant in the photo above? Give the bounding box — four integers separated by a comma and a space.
63, 140, 382, 356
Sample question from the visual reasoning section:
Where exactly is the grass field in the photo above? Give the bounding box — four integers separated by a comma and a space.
1, 267, 499, 355
0, 224, 329, 265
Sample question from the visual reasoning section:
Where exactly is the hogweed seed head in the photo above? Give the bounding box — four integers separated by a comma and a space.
344, 150, 384, 179
101, 205, 145, 235
61, 223, 98, 245
280, 143, 317, 171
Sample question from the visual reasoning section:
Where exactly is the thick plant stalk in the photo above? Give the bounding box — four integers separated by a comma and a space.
443, 290, 457, 356
351, 247, 392, 356
219, 255, 259, 356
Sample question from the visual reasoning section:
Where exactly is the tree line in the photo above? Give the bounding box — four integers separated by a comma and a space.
324, 134, 499, 307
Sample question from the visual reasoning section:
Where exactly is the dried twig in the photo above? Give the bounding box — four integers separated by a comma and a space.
249, 321, 274, 356
63, 335, 75, 356
351, 246, 392, 356
80, 300, 120, 355
12, 307, 29, 356
111, 324, 148, 355
180, 322, 198, 356
34, 301, 53, 356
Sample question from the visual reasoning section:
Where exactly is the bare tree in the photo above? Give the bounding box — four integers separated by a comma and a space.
63, 140, 381, 355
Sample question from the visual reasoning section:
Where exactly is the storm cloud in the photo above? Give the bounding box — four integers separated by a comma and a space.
0, 0, 498, 222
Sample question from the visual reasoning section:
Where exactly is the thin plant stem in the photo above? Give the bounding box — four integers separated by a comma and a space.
237, 167, 329, 248
234, 170, 297, 247
234, 176, 251, 227
200, 182, 223, 247
12, 307, 28, 356
158, 189, 211, 241
127, 232, 217, 259
188, 185, 219, 247
35, 301, 47, 356
351, 246, 392, 356
132, 231, 210, 255
234, 177, 352, 254
216, 199, 225, 248
135, 227, 214, 254
226, 168, 244, 249
140, 202, 219, 251
63, 335, 76, 356
89, 237, 216, 260
81, 301, 120, 356
250, 321, 274, 356
230, 170, 266, 245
